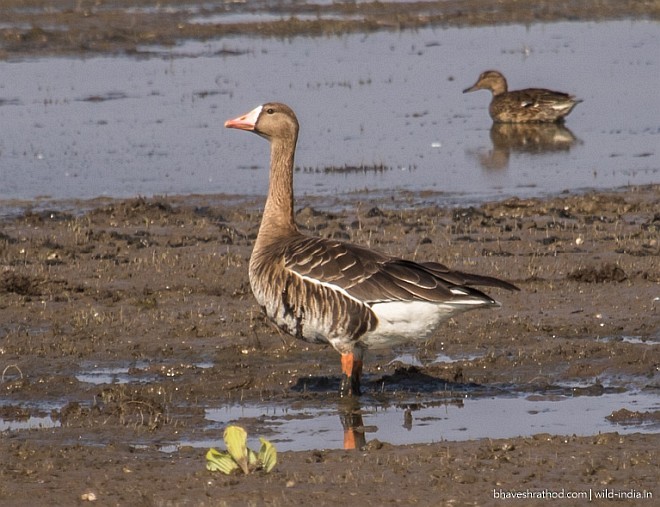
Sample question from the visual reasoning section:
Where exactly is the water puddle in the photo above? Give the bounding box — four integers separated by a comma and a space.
75, 364, 157, 385
190, 13, 364, 25
74, 361, 214, 384
0, 401, 63, 432
1, 20, 657, 208
2, 372, 657, 451
390, 352, 484, 367
191, 389, 660, 452
599, 336, 659, 346
0, 414, 61, 432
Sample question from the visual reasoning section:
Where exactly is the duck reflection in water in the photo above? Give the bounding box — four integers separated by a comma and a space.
474, 122, 580, 170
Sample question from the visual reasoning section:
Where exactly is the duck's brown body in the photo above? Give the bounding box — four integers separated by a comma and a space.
464, 70, 581, 123
226, 103, 519, 396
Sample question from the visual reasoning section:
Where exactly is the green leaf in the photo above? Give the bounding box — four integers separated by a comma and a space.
206, 427, 276, 475
224, 426, 249, 474
206, 448, 240, 475
258, 437, 277, 473
248, 448, 258, 468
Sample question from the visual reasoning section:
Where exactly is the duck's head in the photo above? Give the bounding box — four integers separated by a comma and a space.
463, 70, 508, 96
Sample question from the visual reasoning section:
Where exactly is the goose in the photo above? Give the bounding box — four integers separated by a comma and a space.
463, 70, 582, 123
225, 102, 519, 396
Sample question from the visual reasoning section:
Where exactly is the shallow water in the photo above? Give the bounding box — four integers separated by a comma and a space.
1, 20, 658, 207
73, 360, 214, 385
2, 387, 657, 450
199, 390, 660, 452
2, 351, 658, 450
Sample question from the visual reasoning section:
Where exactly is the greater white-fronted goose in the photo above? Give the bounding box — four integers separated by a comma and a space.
225, 102, 519, 396
463, 70, 582, 123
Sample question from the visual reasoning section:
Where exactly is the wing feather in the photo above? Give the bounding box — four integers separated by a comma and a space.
282, 236, 518, 305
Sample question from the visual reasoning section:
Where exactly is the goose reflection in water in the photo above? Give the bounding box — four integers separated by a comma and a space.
340, 399, 368, 450
474, 122, 581, 170
338, 397, 465, 450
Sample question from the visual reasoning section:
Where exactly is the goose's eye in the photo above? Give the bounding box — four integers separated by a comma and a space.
266, 108, 275, 114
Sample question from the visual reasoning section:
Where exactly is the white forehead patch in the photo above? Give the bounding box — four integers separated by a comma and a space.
245, 104, 263, 124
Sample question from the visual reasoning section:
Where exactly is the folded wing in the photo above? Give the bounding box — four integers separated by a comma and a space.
283, 236, 518, 306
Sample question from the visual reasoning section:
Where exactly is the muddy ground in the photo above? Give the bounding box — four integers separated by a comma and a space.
1, 1, 659, 506
1, 0, 659, 60
1, 184, 658, 506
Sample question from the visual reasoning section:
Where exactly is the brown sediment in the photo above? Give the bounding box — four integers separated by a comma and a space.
1, 185, 658, 505
1, 0, 659, 59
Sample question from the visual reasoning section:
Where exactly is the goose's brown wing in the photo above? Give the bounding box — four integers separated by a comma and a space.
283, 236, 518, 305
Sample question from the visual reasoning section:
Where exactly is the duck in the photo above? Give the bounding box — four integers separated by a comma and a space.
225, 102, 519, 397
463, 70, 582, 123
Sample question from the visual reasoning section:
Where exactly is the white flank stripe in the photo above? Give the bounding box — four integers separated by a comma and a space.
294, 270, 365, 306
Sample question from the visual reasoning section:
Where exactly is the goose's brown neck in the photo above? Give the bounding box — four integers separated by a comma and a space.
258, 135, 299, 243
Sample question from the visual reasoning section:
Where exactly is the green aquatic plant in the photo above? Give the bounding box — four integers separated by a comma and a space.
206, 425, 277, 475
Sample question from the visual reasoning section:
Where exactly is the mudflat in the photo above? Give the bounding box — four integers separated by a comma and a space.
1, 185, 658, 505
0, 0, 658, 59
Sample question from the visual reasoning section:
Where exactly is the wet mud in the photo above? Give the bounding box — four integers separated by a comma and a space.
1, 185, 658, 505
1, 0, 659, 59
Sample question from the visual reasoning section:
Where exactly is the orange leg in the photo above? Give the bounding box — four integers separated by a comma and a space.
340, 352, 363, 397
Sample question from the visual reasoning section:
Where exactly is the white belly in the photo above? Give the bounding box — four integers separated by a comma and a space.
360, 300, 487, 349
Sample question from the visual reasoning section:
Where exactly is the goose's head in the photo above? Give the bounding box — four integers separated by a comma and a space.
225, 102, 299, 142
